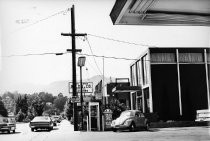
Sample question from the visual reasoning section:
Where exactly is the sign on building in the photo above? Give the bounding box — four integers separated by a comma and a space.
69, 82, 93, 93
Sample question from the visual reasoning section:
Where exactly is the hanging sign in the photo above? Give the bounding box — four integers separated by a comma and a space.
69, 82, 93, 93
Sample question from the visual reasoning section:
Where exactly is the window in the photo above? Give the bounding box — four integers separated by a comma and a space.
179, 53, 204, 63
151, 53, 176, 63
137, 60, 142, 86
207, 52, 210, 63
131, 65, 137, 86
142, 55, 149, 85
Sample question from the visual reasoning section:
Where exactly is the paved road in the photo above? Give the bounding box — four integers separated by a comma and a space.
0, 120, 210, 141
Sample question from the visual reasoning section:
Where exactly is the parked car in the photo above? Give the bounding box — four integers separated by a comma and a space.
0, 117, 16, 134
111, 110, 149, 132
29, 116, 53, 132
51, 115, 61, 124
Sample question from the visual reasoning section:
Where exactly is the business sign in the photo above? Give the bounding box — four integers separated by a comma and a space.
69, 82, 93, 93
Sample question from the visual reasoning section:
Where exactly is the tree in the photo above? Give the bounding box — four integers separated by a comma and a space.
15, 95, 22, 114
64, 101, 73, 120
38, 92, 54, 103
2, 91, 15, 99
16, 109, 25, 122
0, 99, 8, 117
53, 95, 67, 113
15, 94, 28, 115
20, 95, 28, 114
32, 97, 45, 116
107, 98, 127, 120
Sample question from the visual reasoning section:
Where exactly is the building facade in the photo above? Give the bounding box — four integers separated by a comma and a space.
130, 47, 210, 121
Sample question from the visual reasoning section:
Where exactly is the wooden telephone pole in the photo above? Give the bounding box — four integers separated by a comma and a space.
61, 5, 86, 131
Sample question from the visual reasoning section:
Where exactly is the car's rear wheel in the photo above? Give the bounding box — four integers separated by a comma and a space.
7, 130, 10, 134
13, 130, 15, 133
31, 128, 34, 132
129, 122, 136, 132
145, 122, 149, 131
48, 127, 52, 131
112, 128, 117, 132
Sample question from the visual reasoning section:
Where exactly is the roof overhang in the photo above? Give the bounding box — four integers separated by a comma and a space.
112, 86, 141, 93
110, 0, 210, 26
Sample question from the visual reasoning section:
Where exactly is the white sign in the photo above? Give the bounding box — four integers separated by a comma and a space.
69, 82, 93, 93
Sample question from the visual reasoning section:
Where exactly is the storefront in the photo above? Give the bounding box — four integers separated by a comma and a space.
130, 47, 210, 120
110, 0, 210, 121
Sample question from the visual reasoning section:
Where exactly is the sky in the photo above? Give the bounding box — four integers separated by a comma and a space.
0, 0, 210, 94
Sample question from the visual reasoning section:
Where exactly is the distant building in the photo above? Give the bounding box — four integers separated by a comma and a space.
105, 78, 141, 110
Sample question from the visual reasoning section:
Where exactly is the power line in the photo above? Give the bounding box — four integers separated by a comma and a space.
87, 33, 156, 47
85, 37, 104, 76
1, 52, 67, 58
77, 53, 137, 61
11, 8, 71, 34
1, 51, 138, 61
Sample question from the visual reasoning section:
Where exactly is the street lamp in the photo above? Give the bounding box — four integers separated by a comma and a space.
77, 56, 86, 130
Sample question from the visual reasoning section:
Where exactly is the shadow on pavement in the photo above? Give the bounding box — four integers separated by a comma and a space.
0, 131, 21, 135
115, 128, 160, 133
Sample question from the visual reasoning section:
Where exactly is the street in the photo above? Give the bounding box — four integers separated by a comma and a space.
0, 120, 210, 141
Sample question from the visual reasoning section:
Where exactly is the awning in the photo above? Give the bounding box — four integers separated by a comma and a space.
110, 0, 210, 26
112, 86, 141, 93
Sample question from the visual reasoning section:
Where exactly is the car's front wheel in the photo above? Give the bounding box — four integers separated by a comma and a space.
31, 128, 34, 132
129, 122, 136, 132
48, 127, 53, 131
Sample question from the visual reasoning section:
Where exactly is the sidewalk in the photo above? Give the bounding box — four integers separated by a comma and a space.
150, 121, 210, 128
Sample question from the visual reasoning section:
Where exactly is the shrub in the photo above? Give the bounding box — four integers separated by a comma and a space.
144, 112, 159, 122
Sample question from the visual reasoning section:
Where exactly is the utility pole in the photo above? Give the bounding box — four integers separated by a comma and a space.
61, 5, 87, 131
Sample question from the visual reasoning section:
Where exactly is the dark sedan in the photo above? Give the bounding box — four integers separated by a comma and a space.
29, 116, 53, 132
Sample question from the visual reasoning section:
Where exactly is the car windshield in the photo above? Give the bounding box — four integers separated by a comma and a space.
8, 118, 16, 123
120, 111, 134, 118
52, 116, 59, 119
33, 116, 49, 121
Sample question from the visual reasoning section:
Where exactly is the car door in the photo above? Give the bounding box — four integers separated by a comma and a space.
134, 112, 142, 127
138, 113, 146, 126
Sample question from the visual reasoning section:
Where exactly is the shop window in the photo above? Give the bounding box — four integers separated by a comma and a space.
179, 53, 204, 63
131, 65, 137, 86
207, 52, 210, 63
151, 53, 176, 63
142, 55, 149, 85
137, 61, 142, 86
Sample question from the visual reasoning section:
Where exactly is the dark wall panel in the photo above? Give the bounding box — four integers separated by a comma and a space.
180, 64, 208, 120
208, 64, 210, 96
151, 65, 180, 120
